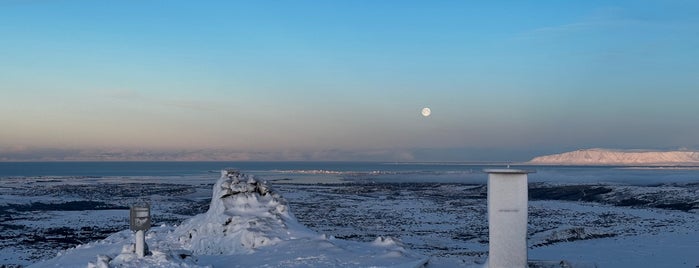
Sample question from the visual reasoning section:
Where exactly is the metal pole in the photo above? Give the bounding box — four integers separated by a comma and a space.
130, 204, 151, 258
135, 230, 145, 257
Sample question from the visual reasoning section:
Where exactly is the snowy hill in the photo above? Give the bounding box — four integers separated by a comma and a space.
528, 148, 699, 165
30, 170, 428, 267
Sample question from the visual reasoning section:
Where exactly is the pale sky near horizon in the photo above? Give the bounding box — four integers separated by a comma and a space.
1, 1, 698, 161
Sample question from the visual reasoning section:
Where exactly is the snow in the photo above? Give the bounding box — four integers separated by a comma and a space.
29, 170, 428, 268
529, 148, 699, 165
530, 228, 699, 267
11, 167, 699, 268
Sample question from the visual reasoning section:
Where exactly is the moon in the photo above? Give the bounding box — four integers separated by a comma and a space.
421, 107, 431, 117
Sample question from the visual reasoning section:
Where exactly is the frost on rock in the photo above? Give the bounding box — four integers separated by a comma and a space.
173, 169, 315, 255
529, 226, 618, 248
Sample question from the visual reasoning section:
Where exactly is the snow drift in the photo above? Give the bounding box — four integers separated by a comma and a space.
30, 170, 428, 268
528, 148, 699, 165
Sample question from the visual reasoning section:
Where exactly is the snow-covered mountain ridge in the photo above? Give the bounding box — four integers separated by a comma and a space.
528, 148, 699, 165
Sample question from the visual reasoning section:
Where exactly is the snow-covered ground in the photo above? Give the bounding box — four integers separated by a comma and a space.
278, 182, 699, 267
21, 171, 428, 268
1, 169, 698, 267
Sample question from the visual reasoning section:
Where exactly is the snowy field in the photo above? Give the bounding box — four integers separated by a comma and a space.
276, 182, 699, 267
1, 167, 698, 267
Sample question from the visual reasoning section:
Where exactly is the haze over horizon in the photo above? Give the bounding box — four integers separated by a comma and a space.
2, 1, 699, 161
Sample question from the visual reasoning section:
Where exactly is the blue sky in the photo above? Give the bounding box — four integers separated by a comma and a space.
1, 0, 698, 161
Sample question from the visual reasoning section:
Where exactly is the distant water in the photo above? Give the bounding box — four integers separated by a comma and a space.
0, 162, 698, 184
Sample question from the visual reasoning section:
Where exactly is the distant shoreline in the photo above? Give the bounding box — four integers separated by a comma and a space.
528, 148, 699, 166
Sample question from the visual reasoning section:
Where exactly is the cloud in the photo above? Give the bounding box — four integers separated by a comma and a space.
0, 147, 83, 161
161, 99, 219, 112
1, 145, 30, 153
304, 149, 416, 162
107, 89, 144, 101
0, 148, 415, 162
0, 147, 538, 162
104, 89, 219, 112
515, 8, 657, 40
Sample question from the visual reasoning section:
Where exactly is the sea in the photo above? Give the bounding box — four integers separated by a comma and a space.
1, 161, 699, 184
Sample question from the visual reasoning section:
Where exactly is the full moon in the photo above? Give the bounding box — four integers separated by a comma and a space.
421, 107, 431, 117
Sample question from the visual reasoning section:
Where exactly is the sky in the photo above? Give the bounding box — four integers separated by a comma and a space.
1, 0, 698, 161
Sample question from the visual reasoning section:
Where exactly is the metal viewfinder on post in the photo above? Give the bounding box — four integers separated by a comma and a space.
130, 204, 151, 231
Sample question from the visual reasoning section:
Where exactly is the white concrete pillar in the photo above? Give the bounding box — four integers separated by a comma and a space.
135, 230, 145, 257
484, 169, 533, 268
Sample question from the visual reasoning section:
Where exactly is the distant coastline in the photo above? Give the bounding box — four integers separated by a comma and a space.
528, 148, 699, 166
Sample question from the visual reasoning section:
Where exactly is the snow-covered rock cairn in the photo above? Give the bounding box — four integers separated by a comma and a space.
173, 169, 311, 255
